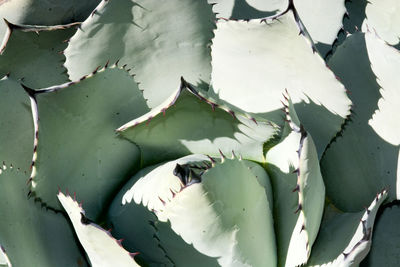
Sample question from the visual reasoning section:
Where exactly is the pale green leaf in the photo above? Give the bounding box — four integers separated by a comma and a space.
210, 13, 351, 157
118, 81, 278, 165
0, 167, 87, 267
131, 156, 276, 267
265, 96, 325, 267
0, 76, 33, 172
307, 190, 387, 267
362, 204, 400, 266
209, 0, 346, 55
27, 65, 147, 219
322, 31, 400, 211
58, 192, 140, 267
0, 0, 99, 40
0, 22, 78, 88
362, 0, 400, 45
65, 0, 215, 108
108, 160, 219, 266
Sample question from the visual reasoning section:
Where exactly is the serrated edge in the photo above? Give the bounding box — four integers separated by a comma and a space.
0, 19, 80, 54
57, 190, 140, 263
22, 62, 141, 200
281, 92, 312, 260
116, 77, 267, 132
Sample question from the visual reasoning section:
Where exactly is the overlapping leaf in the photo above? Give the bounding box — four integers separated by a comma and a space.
362, 204, 400, 266
210, 12, 351, 156
322, 31, 400, 211
0, 0, 99, 40
26, 65, 148, 219
118, 80, 278, 165
307, 190, 387, 266
0, 77, 33, 172
209, 0, 346, 55
0, 167, 87, 267
0, 22, 78, 88
109, 156, 220, 266
58, 192, 140, 266
265, 96, 325, 267
362, 0, 400, 45
128, 155, 276, 266
64, 0, 215, 108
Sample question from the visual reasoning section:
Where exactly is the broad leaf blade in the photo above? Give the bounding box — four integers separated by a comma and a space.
0, 22, 78, 88
0, 0, 99, 40
58, 192, 140, 267
109, 157, 219, 266
65, 0, 215, 108
0, 77, 33, 172
0, 167, 86, 267
27, 65, 148, 219
210, 13, 351, 156
119, 82, 278, 165
266, 96, 325, 267
209, 0, 346, 56
307, 190, 387, 266
132, 156, 277, 266
362, 0, 400, 45
322, 32, 400, 211
362, 204, 400, 266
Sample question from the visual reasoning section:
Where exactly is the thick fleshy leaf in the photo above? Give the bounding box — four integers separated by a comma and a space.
307, 190, 387, 267
0, 76, 33, 172
208, 0, 284, 19
118, 79, 278, 165
210, 12, 351, 157
265, 96, 325, 267
362, 204, 400, 266
26, 65, 148, 219
294, 0, 346, 54
58, 192, 139, 267
209, 0, 346, 55
65, 0, 215, 108
322, 31, 400, 211
0, 22, 78, 88
131, 155, 276, 266
0, 0, 100, 39
0, 167, 87, 267
109, 157, 219, 266
362, 0, 400, 45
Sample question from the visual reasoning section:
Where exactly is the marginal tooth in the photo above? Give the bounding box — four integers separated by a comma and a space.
294, 204, 302, 214
292, 184, 300, 192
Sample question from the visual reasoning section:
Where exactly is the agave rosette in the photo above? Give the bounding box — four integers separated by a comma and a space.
0, 0, 398, 266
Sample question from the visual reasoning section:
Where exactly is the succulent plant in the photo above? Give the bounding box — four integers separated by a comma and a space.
0, 0, 399, 266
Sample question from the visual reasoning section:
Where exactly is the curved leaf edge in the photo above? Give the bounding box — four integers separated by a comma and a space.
117, 77, 277, 133
57, 190, 140, 265
0, 19, 80, 55
21, 62, 142, 205
281, 91, 324, 259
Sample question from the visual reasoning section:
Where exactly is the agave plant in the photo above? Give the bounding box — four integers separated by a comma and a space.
0, 0, 399, 266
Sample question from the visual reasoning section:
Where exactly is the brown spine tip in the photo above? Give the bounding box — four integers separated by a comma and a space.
294, 204, 302, 214
158, 196, 166, 205
206, 155, 216, 164
292, 184, 300, 192
218, 149, 226, 158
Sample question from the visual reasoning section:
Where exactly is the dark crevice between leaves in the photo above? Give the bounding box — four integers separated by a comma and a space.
343, 189, 386, 261
325, 0, 368, 61
148, 218, 176, 266
320, 107, 354, 161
